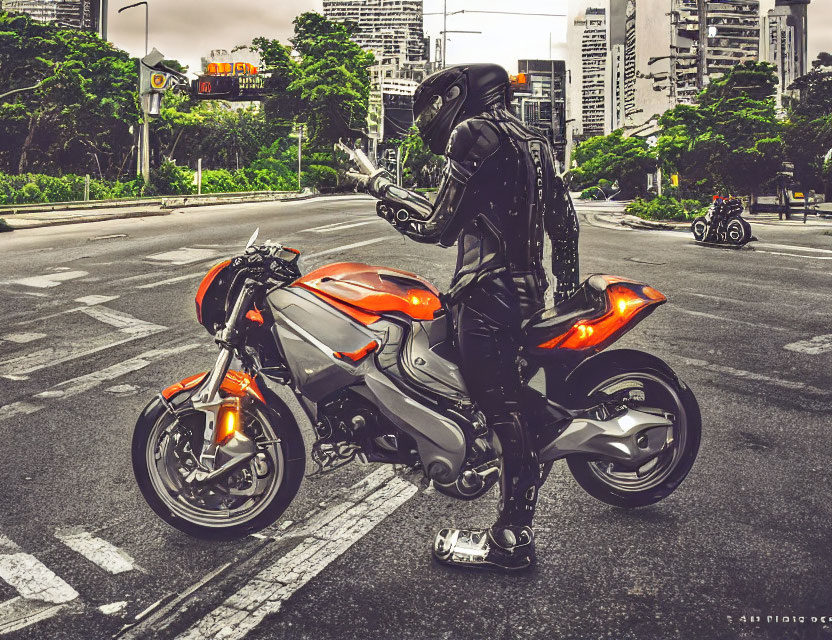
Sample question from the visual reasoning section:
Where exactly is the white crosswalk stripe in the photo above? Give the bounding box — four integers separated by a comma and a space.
55, 529, 135, 575
0, 343, 200, 423
146, 248, 220, 265
0, 534, 78, 635
9, 271, 88, 289
0, 305, 166, 378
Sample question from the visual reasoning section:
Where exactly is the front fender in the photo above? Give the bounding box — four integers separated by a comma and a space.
161, 370, 266, 403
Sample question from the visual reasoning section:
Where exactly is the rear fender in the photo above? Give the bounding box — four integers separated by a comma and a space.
162, 370, 266, 404
552, 349, 685, 405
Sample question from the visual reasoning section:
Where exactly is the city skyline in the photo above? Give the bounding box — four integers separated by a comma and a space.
98, 0, 832, 78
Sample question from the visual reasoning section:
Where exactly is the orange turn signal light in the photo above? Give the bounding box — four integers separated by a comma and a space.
216, 401, 241, 444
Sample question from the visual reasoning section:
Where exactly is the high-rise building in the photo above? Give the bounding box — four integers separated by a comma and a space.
619, 0, 672, 131
324, 0, 429, 148
761, 0, 810, 105
670, 0, 762, 104
322, 0, 425, 67
2, 0, 102, 32
574, 6, 608, 139
568, 0, 811, 144
513, 59, 568, 167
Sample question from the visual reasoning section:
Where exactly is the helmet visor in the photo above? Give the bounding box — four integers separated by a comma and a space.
415, 94, 443, 131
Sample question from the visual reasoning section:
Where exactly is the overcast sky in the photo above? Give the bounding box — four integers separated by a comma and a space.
107, 0, 830, 77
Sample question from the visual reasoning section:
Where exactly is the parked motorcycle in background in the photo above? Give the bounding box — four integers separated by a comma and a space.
691, 196, 753, 246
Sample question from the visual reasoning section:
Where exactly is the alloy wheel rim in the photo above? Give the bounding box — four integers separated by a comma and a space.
146, 405, 284, 528
585, 373, 686, 493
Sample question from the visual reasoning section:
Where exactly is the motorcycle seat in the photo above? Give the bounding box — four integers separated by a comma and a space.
522, 276, 610, 348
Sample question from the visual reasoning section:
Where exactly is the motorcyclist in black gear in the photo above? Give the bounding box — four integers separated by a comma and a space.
359, 63, 580, 571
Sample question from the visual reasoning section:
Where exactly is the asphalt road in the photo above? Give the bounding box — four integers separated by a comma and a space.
0, 196, 831, 640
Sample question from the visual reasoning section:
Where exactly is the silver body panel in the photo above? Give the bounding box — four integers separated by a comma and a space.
539, 409, 673, 464
267, 284, 673, 483
268, 287, 375, 403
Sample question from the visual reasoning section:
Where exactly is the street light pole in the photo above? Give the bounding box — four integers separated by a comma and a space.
119, 1, 150, 183
118, 1, 148, 55
297, 125, 303, 191
442, 0, 447, 69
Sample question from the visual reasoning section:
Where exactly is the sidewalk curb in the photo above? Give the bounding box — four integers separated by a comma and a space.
5, 208, 170, 230
2, 192, 370, 231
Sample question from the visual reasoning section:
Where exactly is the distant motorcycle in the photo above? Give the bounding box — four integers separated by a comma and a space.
691, 196, 752, 245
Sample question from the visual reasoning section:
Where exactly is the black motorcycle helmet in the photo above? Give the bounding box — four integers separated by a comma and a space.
413, 63, 509, 155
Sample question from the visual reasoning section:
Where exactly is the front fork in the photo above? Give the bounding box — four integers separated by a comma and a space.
193, 279, 258, 470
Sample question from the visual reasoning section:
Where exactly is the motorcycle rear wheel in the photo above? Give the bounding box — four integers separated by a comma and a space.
726, 217, 751, 245
566, 367, 701, 508
132, 392, 305, 540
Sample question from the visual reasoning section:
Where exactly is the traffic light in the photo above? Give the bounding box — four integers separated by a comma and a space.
140, 49, 187, 115
510, 73, 530, 93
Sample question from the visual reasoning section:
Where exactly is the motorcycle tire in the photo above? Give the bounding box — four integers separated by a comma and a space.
726, 217, 751, 245
691, 217, 708, 242
132, 391, 305, 540
566, 360, 701, 509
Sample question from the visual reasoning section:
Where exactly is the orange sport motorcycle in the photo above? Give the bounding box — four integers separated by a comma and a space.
132, 230, 701, 539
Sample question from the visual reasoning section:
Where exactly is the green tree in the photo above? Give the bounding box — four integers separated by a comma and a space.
250, 37, 303, 124
657, 61, 784, 203
784, 53, 832, 201
397, 127, 443, 187
288, 12, 374, 148
0, 11, 139, 176
572, 129, 657, 198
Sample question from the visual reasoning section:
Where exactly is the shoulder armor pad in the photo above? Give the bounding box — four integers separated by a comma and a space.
446, 119, 501, 164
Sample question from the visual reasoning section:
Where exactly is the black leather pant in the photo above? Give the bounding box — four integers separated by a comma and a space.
453, 274, 541, 529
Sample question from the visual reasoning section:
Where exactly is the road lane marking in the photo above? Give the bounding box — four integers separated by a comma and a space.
135, 273, 204, 289
303, 237, 389, 260
303, 220, 358, 232
0, 343, 200, 423
784, 335, 832, 355
310, 220, 379, 233
757, 243, 832, 255
105, 384, 139, 395
55, 529, 135, 575
755, 250, 832, 261
678, 356, 831, 396
176, 476, 418, 640
0, 402, 43, 420
146, 248, 219, 265
0, 333, 45, 344
0, 307, 166, 377
32, 343, 200, 401
671, 308, 789, 332
98, 601, 128, 616
9, 271, 88, 289
75, 295, 119, 306
258, 466, 395, 540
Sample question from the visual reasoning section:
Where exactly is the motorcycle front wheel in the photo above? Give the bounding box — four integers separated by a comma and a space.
691, 217, 708, 242
567, 366, 701, 508
132, 392, 305, 540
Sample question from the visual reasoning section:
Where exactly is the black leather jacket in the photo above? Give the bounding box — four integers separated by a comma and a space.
370, 106, 580, 312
